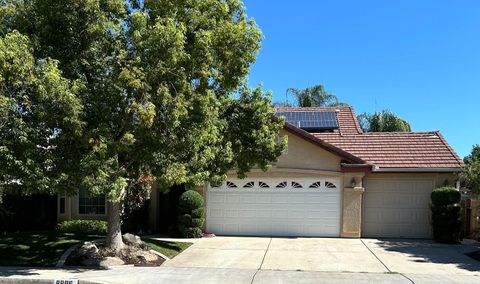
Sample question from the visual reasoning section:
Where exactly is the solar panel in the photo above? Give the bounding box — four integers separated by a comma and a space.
275, 111, 339, 130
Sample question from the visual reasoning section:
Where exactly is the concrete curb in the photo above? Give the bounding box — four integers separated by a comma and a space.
0, 278, 102, 284
149, 249, 170, 263
56, 243, 81, 268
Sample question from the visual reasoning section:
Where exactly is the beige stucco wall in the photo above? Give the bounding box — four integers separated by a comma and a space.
274, 130, 342, 171
340, 172, 366, 237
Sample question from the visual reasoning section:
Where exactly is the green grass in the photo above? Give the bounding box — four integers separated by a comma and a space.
143, 238, 192, 258
0, 231, 104, 267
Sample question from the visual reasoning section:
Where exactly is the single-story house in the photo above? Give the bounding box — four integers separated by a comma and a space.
58, 106, 464, 239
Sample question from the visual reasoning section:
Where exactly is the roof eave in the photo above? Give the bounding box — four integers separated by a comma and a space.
371, 167, 463, 173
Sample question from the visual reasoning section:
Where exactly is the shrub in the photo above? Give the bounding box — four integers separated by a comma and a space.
177, 190, 205, 238
56, 220, 107, 235
431, 187, 461, 206
430, 187, 462, 243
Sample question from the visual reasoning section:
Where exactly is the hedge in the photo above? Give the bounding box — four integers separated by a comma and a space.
56, 220, 107, 235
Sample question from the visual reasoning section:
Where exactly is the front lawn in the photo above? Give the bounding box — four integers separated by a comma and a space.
0, 231, 192, 267
143, 238, 192, 258
0, 231, 103, 267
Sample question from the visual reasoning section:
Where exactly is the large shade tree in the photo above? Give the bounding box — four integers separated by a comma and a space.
461, 145, 480, 194
0, 0, 285, 251
357, 110, 411, 132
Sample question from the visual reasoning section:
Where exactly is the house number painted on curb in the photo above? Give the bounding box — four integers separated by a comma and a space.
53, 280, 78, 284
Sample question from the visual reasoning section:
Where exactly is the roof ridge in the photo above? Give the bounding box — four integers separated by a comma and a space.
275, 106, 351, 111
359, 131, 439, 135
346, 106, 363, 134
434, 131, 465, 166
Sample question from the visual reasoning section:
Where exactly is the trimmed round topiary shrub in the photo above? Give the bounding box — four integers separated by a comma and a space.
177, 190, 205, 238
430, 187, 462, 243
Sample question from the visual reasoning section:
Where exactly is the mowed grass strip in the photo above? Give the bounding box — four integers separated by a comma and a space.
0, 231, 103, 267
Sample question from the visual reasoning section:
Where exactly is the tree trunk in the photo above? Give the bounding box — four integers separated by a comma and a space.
106, 199, 125, 253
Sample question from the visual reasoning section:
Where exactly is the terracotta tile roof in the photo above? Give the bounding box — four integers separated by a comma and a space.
275, 107, 363, 135
314, 131, 464, 169
275, 107, 464, 170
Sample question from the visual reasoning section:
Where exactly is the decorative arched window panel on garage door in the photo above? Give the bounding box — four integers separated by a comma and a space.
209, 178, 339, 191
325, 181, 337, 189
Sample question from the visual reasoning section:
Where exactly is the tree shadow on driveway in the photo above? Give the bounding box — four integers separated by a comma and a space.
365, 239, 480, 273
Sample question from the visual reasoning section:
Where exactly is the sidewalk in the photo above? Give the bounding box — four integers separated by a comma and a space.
2, 266, 480, 284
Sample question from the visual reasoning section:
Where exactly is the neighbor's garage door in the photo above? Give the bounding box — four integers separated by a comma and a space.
206, 178, 341, 237
363, 178, 434, 238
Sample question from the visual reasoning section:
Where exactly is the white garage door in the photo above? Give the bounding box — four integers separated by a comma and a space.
206, 178, 341, 237
363, 178, 434, 238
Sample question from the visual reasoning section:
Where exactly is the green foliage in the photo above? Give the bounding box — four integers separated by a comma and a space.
0, 1, 284, 201
460, 145, 480, 193
0, 0, 285, 245
143, 239, 192, 259
357, 110, 411, 132
0, 31, 83, 194
225, 86, 287, 178
431, 187, 461, 206
430, 187, 462, 243
177, 190, 205, 238
0, 231, 103, 267
56, 220, 107, 235
282, 84, 347, 107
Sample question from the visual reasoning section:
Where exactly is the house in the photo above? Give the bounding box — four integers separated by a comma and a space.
59, 106, 464, 239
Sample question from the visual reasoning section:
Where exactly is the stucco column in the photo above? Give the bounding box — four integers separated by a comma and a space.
341, 185, 365, 238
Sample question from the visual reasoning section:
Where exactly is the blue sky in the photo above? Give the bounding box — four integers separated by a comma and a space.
243, 0, 479, 158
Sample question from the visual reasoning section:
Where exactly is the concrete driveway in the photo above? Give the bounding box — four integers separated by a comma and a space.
3, 237, 480, 284
164, 236, 480, 281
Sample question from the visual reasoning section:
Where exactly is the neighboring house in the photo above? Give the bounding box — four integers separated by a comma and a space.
59, 106, 464, 239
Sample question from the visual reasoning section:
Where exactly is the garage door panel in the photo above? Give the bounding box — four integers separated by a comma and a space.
271, 195, 289, 203
225, 209, 237, 218
397, 181, 416, 192
363, 178, 433, 239
255, 195, 272, 203
238, 209, 255, 218
207, 178, 341, 237
225, 194, 240, 203
288, 210, 305, 218
384, 181, 398, 190
240, 194, 257, 203
209, 194, 225, 203
416, 181, 433, 191
210, 209, 224, 218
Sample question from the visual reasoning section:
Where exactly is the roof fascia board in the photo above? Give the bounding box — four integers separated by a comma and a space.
372, 167, 462, 173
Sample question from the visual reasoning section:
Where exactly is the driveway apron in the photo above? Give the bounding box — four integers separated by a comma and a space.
165, 237, 388, 273
261, 238, 387, 273
163, 236, 270, 269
